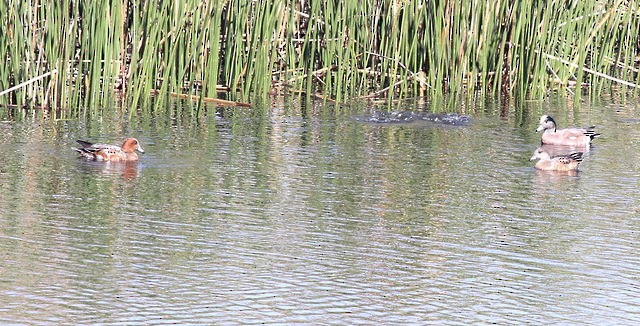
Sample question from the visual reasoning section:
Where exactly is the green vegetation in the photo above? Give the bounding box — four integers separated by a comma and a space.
0, 0, 638, 112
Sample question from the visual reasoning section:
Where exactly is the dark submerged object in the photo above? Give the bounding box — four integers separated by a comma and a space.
355, 111, 471, 126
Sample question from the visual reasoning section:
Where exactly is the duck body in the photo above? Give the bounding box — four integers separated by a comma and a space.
535, 115, 599, 147
530, 147, 583, 171
74, 138, 144, 162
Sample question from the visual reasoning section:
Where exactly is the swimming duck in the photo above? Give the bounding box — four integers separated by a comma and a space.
530, 147, 583, 171
535, 115, 599, 146
74, 138, 144, 161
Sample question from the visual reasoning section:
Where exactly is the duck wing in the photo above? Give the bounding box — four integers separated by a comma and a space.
556, 152, 583, 165
76, 140, 122, 153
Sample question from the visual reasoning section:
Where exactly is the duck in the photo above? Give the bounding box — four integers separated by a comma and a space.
535, 115, 600, 146
530, 147, 583, 171
74, 138, 144, 161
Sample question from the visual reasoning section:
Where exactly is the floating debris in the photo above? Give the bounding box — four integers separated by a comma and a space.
421, 113, 472, 125
355, 111, 471, 125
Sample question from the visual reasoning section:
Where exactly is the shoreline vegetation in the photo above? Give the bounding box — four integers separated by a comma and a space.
0, 0, 639, 112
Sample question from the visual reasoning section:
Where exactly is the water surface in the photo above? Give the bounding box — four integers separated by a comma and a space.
1, 97, 639, 324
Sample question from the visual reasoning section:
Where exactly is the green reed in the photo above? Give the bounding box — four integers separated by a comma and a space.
0, 0, 638, 113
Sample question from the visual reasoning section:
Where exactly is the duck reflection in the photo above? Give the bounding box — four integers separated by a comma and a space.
534, 168, 580, 178
107, 161, 140, 180
77, 160, 141, 180
537, 144, 590, 157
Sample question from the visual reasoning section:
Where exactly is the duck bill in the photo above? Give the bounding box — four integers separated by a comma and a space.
535, 126, 544, 132
137, 145, 145, 153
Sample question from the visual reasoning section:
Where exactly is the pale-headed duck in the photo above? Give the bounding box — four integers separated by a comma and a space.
535, 115, 599, 146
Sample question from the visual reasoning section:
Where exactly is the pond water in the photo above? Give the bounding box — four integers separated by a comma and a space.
1, 96, 639, 324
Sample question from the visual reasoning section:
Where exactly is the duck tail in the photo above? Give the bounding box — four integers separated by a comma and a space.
569, 152, 584, 162
73, 146, 96, 159
76, 140, 94, 148
585, 126, 600, 140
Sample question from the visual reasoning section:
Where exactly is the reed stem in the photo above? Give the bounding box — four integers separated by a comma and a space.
0, 0, 638, 112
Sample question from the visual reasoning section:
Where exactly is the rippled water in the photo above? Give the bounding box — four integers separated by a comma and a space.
1, 98, 640, 324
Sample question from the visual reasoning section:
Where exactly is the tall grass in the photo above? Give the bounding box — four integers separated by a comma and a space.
0, 0, 638, 113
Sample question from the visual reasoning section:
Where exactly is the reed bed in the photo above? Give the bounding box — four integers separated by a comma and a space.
0, 0, 638, 113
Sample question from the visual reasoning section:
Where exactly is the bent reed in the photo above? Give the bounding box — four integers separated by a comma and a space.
0, 0, 638, 111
